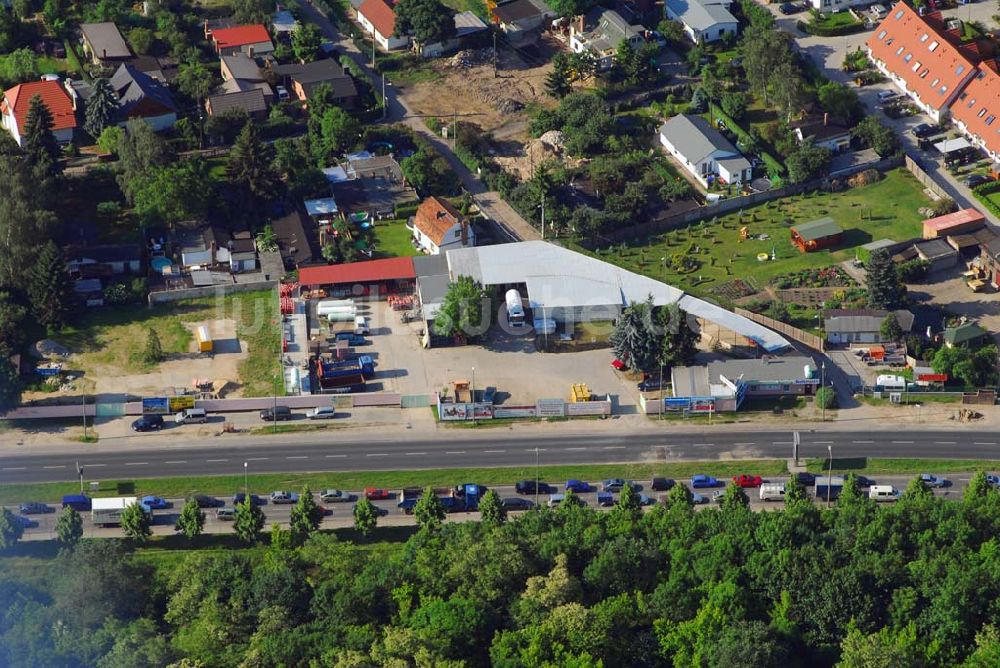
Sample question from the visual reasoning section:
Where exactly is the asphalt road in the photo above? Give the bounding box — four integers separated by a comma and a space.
3, 429, 1000, 484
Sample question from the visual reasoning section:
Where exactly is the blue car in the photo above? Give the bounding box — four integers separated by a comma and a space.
141, 495, 171, 510
565, 479, 593, 493
690, 474, 720, 489
13, 515, 38, 529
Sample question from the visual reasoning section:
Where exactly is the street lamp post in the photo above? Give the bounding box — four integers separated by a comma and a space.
243, 461, 248, 499
821, 361, 826, 422
535, 446, 540, 508
471, 367, 476, 425
826, 445, 834, 508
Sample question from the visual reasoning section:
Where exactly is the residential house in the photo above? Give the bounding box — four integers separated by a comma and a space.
110, 64, 178, 131
823, 308, 915, 344
664, 0, 738, 45
569, 8, 645, 71
411, 196, 474, 254
416, 11, 488, 58
333, 153, 414, 219
866, 4, 978, 123
980, 236, 1000, 287
949, 63, 1000, 162
80, 22, 131, 66
272, 206, 323, 269
66, 244, 142, 278
272, 59, 358, 107
219, 53, 274, 105
491, 0, 555, 46
124, 54, 173, 83
205, 88, 268, 120
357, 0, 410, 51
63, 78, 94, 111
791, 217, 843, 252
272, 9, 300, 38
943, 321, 989, 348
1, 80, 77, 146
790, 113, 852, 153
209, 24, 275, 57
179, 226, 258, 273
658, 114, 751, 187
809, 0, 870, 12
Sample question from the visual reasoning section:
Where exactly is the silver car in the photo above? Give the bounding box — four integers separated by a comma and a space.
320, 489, 354, 503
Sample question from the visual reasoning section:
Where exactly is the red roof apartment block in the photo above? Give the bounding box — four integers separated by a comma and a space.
1, 80, 76, 147
358, 0, 397, 40
951, 65, 1000, 161
211, 24, 273, 53
298, 257, 416, 286
867, 3, 977, 120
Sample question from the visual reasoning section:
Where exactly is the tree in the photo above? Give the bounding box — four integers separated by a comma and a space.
609, 298, 658, 373
0, 346, 20, 411
786, 142, 831, 184
0, 507, 24, 550
142, 328, 162, 366
116, 119, 171, 203
97, 125, 123, 155
880, 314, 903, 343
227, 121, 280, 220
659, 304, 698, 369
741, 26, 793, 106
175, 59, 213, 105
401, 145, 455, 194
292, 23, 323, 62
394, 0, 455, 46
353, 497, 378, 536
663, 480, 693, 508
414, 487, 446, 531
121, 502, 152, 542
866, 248, 905, 310
721, 481, 750, 512
817, 81, 863, 124
930, 197, 958, 217
23, 94, 60, 177
433, 276, 489, 338
852, 116, 899, 157
128, 27, 155, 55
545, 54, 572, 99
316, 107, 360, 159
234, 498, 265, 545
615, 484, 642, 522
1, 47, 38, 83
815, 387, 837, 410
721, 92, 748, 121
27, 240, 74, 330
479, 489, 507, 528
56, 506, 83, 547
232, 0, 274, 24
131, 159, 212, 224
84, 78, 118, 139
290, 487, 323, 544
174, 499, 205, 540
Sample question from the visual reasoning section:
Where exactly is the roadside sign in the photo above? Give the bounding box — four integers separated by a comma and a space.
168, 396, 195, 412
535, 398, 566, 418
141, 397, 170, 414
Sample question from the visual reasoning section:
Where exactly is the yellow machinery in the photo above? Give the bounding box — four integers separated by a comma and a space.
570, 383, 591, 403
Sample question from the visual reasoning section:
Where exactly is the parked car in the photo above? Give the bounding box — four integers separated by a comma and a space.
364, 487, 392, 500
216, 508, 236, 521
515, 480, 553, 495
778, 2, 799, 13
565, 479, 593, 493
260, 406, 293, 421
855, 476, 876, 488
964, 174, 991, 188
233, 493, 265, 506
131, 414, 164, 432
307, 406, 336, 420
398, 498, 418, 513
732, 474, 763, 488
869, 3, 887, 17
987, 474, 1000, 487
637, 377, 663, 392
141, 495, 171, 510
877, 90, 899, 103
13, 515, 38, 529
918, 473, 948, 488
690, 474, 720, 488
276, 84, 289, 101
637, 494, 657, 506
651, 477, 676, 491
691, 492, 709, 505
712, 490, 727, 504
174, 408, 207, 424
911, 123, 937, 139
793, 472, 817, 485
334, 332, 366, 346
61, 494, 91, 511
188, 495, 223, 508
18, 502, 53, 514
320, 489, 355, 503
270, 491, 299, 504
601, 478, 630, 492
611, 358, 626, 370
501, 497, 535, 510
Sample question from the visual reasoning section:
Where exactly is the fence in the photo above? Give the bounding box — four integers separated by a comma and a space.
904, 154, 949, 200
734, 308, 825, 352
148, 280, 277, 304
963, 390, 997, 405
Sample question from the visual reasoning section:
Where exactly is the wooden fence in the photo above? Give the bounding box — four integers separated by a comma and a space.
904, 154, 949, 200
734, 308, 825, 352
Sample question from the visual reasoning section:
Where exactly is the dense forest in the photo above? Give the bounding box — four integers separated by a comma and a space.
5, 474, 1000, 667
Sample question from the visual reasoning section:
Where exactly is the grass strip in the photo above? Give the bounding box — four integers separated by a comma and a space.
805, 457, 1000, 475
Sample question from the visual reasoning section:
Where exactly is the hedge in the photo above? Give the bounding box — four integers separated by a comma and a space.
797, 19, 868, 37
973, 181, 1000, 218
709, 102, 786, 176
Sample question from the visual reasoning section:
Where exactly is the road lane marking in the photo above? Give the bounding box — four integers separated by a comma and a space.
2, 466, 26, 471
206, 458, 228, 463
164, 460, 187, 464
483, 449, 505, 453
853, 440, 874, 444
773, 441, 793, 445
814, 441, 833, 445
892, 441, 914, 444
975, 442, 996, 446
603, 446, 626, 450
525, 448, 547, 452
366, 453, 388, 457
286, 456, 307, 459
87, 464, 106, 467
124, 462, 148, 466
246, 457, 269, 461
43, 465, 65, 469
405, 452, 427, 456
325, 454, 347, 458
693, 443, 714, 447
445, 451, 466, 455
935, 441, 956, 445
734, 442, 756, 446
564, 447, 586, 451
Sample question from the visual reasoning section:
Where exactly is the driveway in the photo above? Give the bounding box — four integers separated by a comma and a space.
300, 0, 539, 242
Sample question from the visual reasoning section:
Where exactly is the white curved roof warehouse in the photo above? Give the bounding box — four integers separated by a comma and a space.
445, 241, 790, 353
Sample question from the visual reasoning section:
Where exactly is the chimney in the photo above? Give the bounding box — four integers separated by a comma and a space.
823, 112, 828, 126
102, 48, 107, 59
248, 45, 255, 58
574, 14, 585, 35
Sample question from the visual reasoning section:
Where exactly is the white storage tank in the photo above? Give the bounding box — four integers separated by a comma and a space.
505, 289, 525, 327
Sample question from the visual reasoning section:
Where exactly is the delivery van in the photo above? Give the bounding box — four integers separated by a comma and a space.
759, 483, 787, 502
354, 316, 369, 335
174, 407, 208, 424
869, 485, 900, 502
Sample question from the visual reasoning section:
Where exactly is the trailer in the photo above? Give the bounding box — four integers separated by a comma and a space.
92, 496, 149, 526
195, 326, 213, 353
814, 476, 845, 502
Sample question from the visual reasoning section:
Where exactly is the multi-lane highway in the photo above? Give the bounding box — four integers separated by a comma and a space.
2, 429, 999, 484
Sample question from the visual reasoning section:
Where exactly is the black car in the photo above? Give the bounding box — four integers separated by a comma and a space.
778, 2, 799, 14
501, 497, 535, 510
637, 378, 663, 392
188, 495, 224, 508
964, 174, 990, 188
18, 502, 53, 514
650, 477, 676, 492
911, 123, 937, 139
855, 476, 876, 488
515, 480, 553, 495
260, 406, 292, 421
793, 472, 817, 486
131, 414, 164, 432
233, 493, 266, 506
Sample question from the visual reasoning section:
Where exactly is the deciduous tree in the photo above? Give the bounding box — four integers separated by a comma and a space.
433, 276, 489, 338
394, 0, 455, 46
353, 497, 378, 536
56, 506, 83, 547
290, 486, 323, 544
142, 328, 162, 365
121, 501, 152, 542
292, 23, 323, 62
234, 498, 265, 544
478, 489, 506, 527
0, 507, 24, 550
414, 487, 446, 531
175, 499, 205, 540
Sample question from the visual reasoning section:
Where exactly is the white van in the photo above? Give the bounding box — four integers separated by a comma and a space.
354, 315, 369, 335
174, 408, 208, 424
869, 485, 900, 502
548, 493, 565, 508
759, 483, 787, 502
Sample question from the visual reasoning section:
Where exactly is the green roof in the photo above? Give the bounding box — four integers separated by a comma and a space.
792, 217, 843, 242
943, 322, 988, 346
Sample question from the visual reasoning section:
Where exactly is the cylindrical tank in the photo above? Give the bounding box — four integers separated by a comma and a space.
316, 299, 355, 316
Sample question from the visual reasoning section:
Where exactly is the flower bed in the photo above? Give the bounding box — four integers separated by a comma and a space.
771, 266, 855, 289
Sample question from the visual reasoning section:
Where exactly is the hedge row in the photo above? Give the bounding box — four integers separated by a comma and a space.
796, 19, 869, 37
973, 180, 1000, 218
709, 102, 786, 177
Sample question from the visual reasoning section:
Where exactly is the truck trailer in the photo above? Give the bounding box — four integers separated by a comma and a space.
92, 497, 150, 526
814, 476, 845, 502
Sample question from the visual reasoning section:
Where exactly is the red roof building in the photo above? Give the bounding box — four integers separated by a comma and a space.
358, 0, 410, 51
867, 3, 977, 121
1, 80, 76, 147
950, 65, 1000, 162
412, 196, 474, 254
210, 24, 275, 56
922, 207, 986, 239
298, 257, 416, 287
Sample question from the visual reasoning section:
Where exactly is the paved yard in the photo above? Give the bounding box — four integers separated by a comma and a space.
907, 269, 1000, 344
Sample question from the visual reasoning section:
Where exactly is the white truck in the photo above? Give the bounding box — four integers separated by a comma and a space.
92, 497, 149, 526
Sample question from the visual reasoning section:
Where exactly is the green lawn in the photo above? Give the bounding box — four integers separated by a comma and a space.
583, 168, 931, 302
373, 220, 419, 257
806, 458, 1000, 475
812, 11, 862, 29
441, 0, 488, 19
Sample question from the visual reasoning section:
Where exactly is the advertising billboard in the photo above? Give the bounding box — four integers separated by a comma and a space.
535, 398, 566, 418
141, 397, 170, 414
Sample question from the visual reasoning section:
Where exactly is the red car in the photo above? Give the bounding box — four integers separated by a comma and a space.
364, 487, 391, 500
611, 359, 626, 370
732, 474, 763, 488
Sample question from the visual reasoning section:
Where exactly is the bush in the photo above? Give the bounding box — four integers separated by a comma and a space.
847, 169, 883, 188
709, 102, 785, 176
815, 387, 838, 409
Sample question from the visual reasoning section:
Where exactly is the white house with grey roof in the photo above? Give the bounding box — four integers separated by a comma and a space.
570, 8, 645, 71
659, 114, 751, 187
665, 0, 738, 44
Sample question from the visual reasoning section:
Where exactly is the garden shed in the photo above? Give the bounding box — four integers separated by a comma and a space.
791, 217, 843, 253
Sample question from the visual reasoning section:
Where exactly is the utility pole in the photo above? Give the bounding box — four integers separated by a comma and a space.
826, 445, 833, 508
539, 196, 545, 241
371, 33, 376, 68
381, 73, 386, 121
452, 109, 457, 151
76, 461, 84, 494
658, 364, 664, 421
535, 447, 540, 508
82, 393, 87, 439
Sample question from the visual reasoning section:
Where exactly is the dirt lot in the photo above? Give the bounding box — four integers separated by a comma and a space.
399, 37, 559, 144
